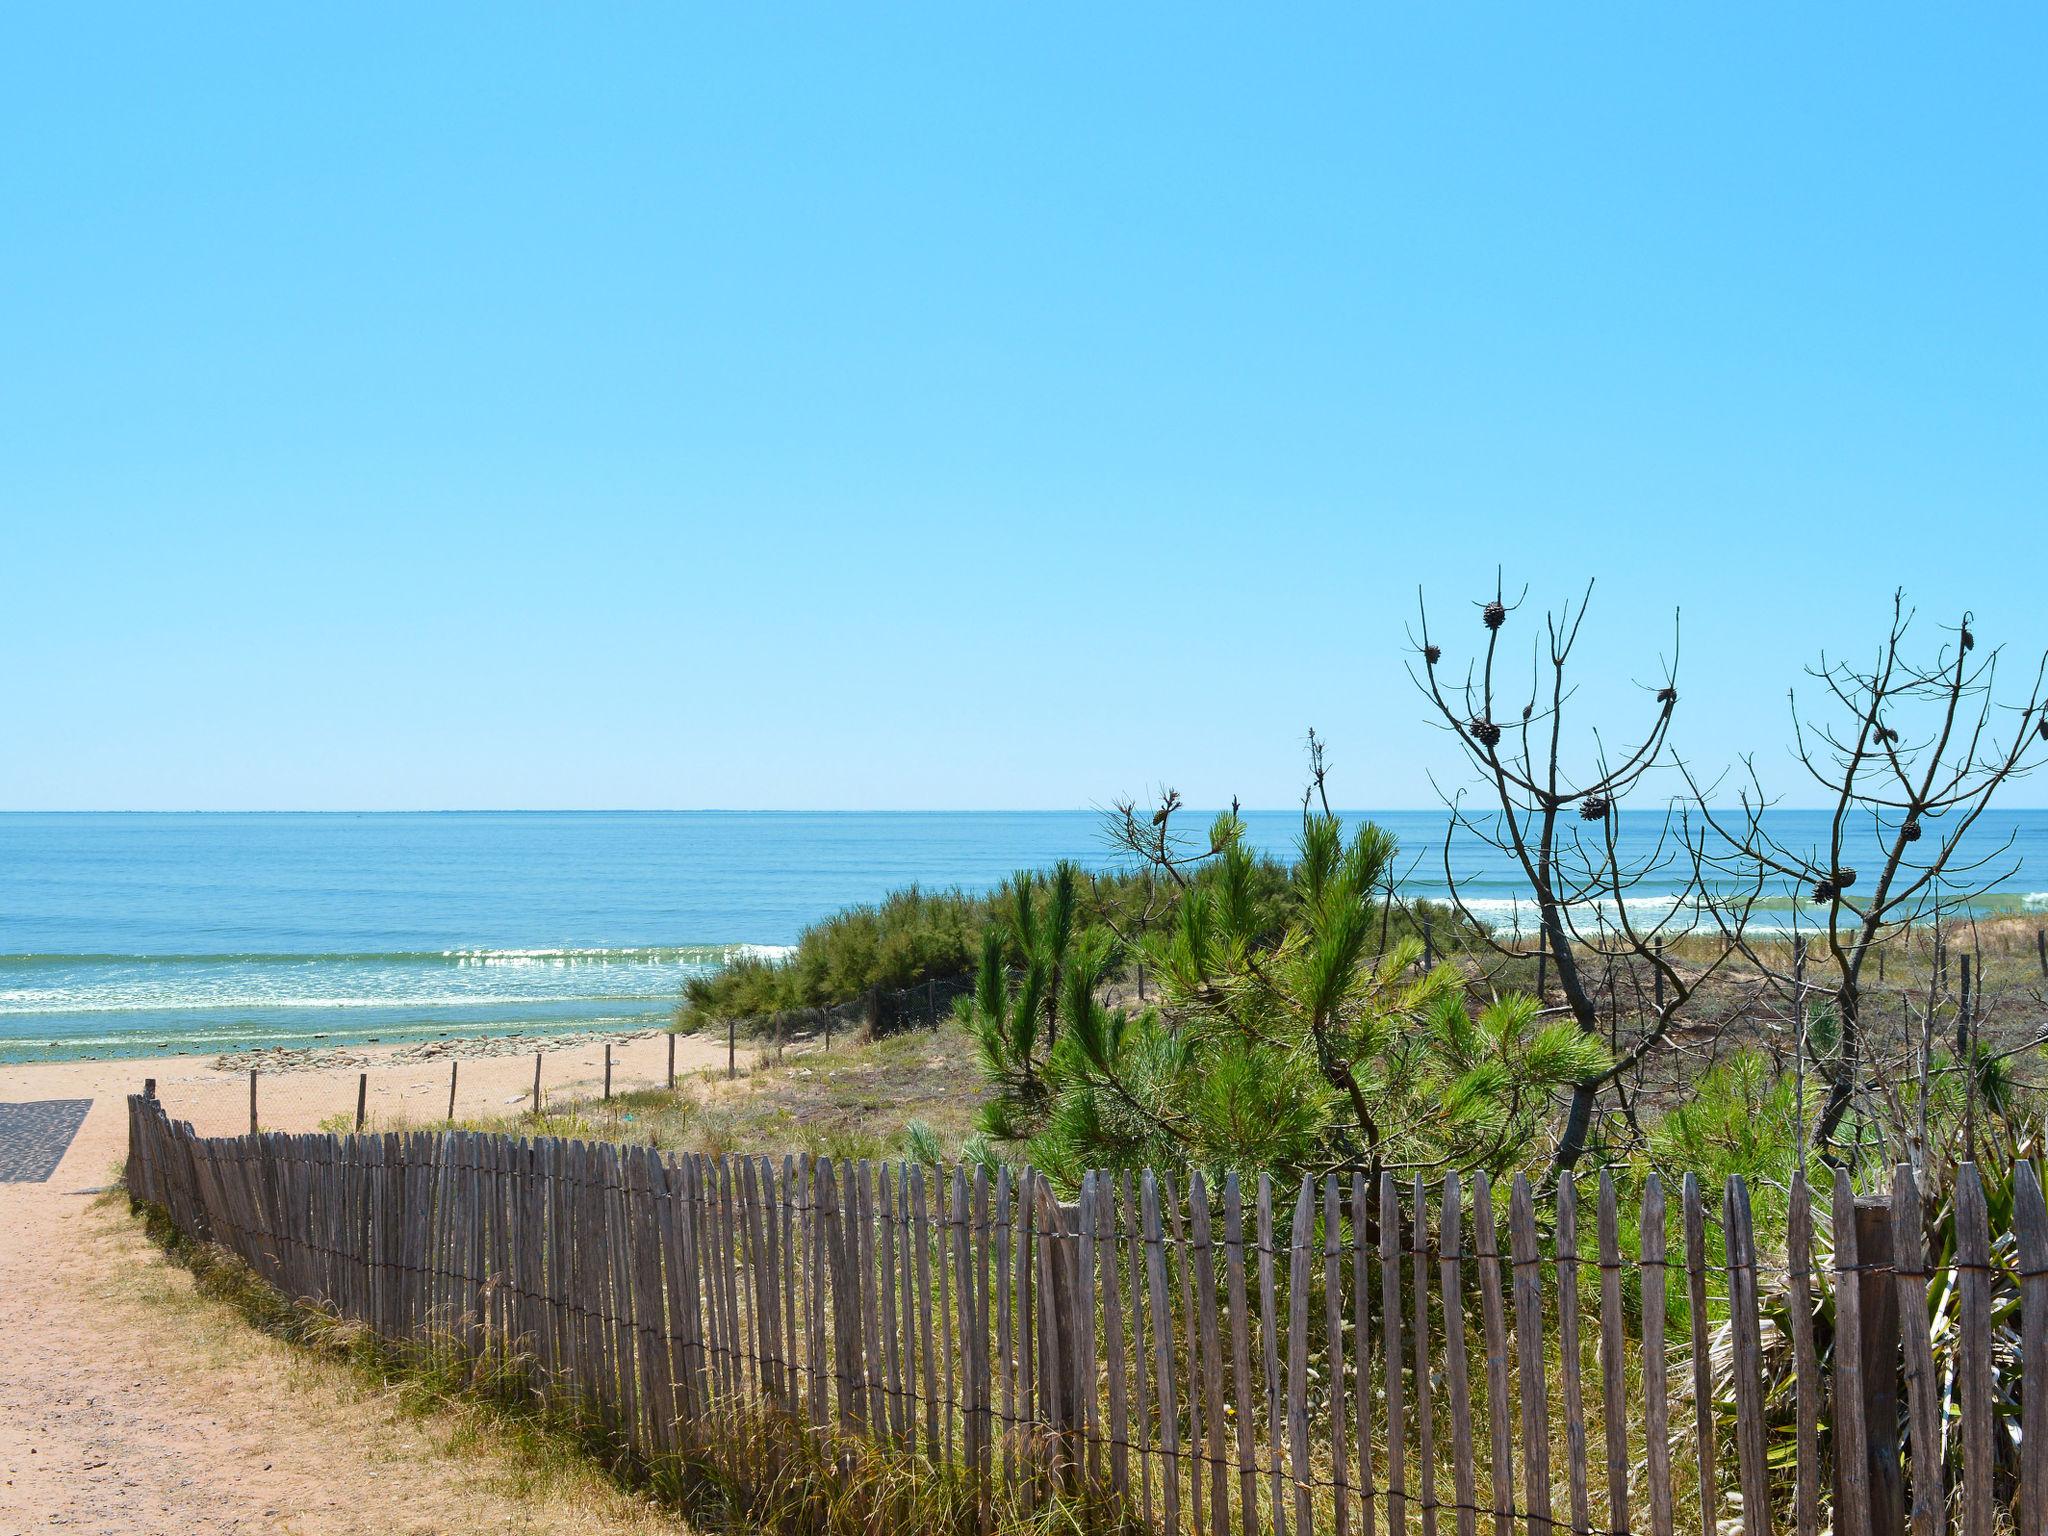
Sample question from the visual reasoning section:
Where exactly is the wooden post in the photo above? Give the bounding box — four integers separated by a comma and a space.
604, 1042, 613, 1100
532, 1050, 542, 1114
447, 1060, 458, 1122
248, 1068, 258, 1134
824, 1009, 832, 1051
2037, 927, 2046, 977
1854, 1196, 1905, 1536
356, 1072, 367, 1132
1536, 946, 1547, 999
1654, 940, 1666, 1010
667, 1032, 676, 1090
728, 1018, 736, 1079
143, 1077, 156, 1100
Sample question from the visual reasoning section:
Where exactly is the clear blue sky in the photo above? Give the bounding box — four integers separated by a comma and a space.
4, 7, 2043, 811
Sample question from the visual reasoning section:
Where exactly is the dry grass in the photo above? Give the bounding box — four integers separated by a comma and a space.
112, 1193, 680, 1535
406, 1019, 994, 1162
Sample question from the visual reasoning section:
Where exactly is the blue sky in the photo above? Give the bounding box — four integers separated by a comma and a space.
3, 7, 2044, 811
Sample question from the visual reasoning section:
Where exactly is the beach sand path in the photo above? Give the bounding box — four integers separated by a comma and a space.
0, 1032, 727, 1534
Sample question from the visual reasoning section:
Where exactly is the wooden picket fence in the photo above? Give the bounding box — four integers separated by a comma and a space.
125, 1093, 2048, 1536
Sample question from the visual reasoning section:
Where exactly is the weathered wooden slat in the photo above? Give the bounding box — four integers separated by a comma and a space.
1786, 1173, 1819, 1536
859, 1161, 889, 1431
1642, 1175, 1674, 1536
1225, 1173, 1257, 1536
1682, 1173, 1716, 1536
2014, 1160, 2048, 1536
1034, 1173, 1069, 1493
1508, 1175, 1553, 1536
1829, 1173, 1870, 1536
1955, 1164, 1994, 1536
879, 1164, 906, 1444
783, 1155, 802, 1419
1103, 1172, 1132, 1508
1259, 1173, 1284, 1536
1193, 1173, 1229, 1536
1132, 1170, 1156, 1530
1353, 1174, 1379, 1536
1287, 1179, 1315, 1536
1556, 1176, 1589, 1536
1723, 1177, 1773, 1536
1440, 1175, 1478, 1536
973, 1164, 994, 1519
1893, 1164, 1944, 1536
1474, 1173, 1516, 1536
996, 1167, 1016, 1491
1595, 1173, 1629, 1536
914, 1162, 939, 1456
1410, 1174, 1436, 1536
1381, 1172, 1410, 1536
1168, 1172, 1203, 1536
1145, 1170, 1183, 1536
1077, 1170, 1100, 1491
902, 1162, 921, 1460
943, 1165, 960, 1469
1322, 1176, 1350, 1536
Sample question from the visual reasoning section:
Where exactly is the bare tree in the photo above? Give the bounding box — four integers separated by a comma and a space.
1690, 592, 2048, 1149
1414, 575, 1759, 1173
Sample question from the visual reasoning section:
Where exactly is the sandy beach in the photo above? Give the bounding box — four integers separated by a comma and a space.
3, 1026, 755, 1184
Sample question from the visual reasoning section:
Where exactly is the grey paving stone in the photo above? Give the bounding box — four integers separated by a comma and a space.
0, 1098, 94, 1182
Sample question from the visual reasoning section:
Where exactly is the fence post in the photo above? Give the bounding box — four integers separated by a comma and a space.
532, 1050, 542, 1115
1853, 1196, 1905, 1536
248, 1068, 258, 1134
356, 1072, 367, 1132
2037, 927, 2046, 977
1036, 1184, 1084, 1487
604, 1042, 613, 1100
728, 1019, 736, 1079
447, 1060, 458, 1122
143, 1077, 156, 1100
667, 1032, 676, 1090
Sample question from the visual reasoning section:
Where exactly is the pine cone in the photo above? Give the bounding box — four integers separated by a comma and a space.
1811, 878, 1839, 903
1468, 716, 1502, 748
1902, 817, 1923, 843
1834, 867, 1857, 888
1424, 644, 1442, 667
2036, 718, 2047, 742
1962, 626, 1976, 651
1483, 600, 1506, 631
1657, 686, 1677, 705
1579, 795, 1610, 822
1875, 725, 1900, 745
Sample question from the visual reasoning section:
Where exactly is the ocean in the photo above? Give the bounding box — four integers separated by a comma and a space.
4, 809, 2046, 1064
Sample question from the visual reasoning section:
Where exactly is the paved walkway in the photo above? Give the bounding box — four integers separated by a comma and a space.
0, 1099, 94, 1182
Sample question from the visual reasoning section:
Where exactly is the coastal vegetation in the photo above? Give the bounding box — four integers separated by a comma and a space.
678, 584, 2048, 1208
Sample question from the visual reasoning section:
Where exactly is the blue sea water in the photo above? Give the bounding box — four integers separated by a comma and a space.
3, 809, 2046, 1064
